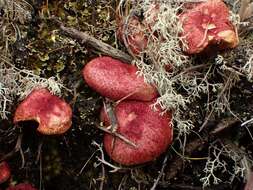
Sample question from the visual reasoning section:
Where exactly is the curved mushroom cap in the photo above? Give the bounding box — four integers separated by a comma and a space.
82, 56, 158, 101
101, 100, 173, 166
117, 15, 148, 55
14, 88, 72, 135
0, 161, 11, 184
6, 183, 37, 190
180, 0, 239, 54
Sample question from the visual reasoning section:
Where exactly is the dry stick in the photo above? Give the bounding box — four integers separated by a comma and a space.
96, 125, 137, 148
118, 175, 128, 190
103, 99, 118, 133
102, 99, 137, 148
199, 73, 233, 132
150, 155, 168, 190
175, 63, 210, 78
57, 22, 133, 63
0, 133, 24, 165
99, 157, 105, 190
116, 87, 143, 105
103, 100, 118, 156
91, 142, 105, 190
36, 138, 44, 164
78, 150, 99, 176
239, 0, 250, 21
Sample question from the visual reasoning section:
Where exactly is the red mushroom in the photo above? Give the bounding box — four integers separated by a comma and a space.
101, 100, 173, 165
14, 88, 72, 135
179, 0, 239, 54
6, 183, 37, 190
117, 15, 148, 55
0, 161, 11, 184
82, 56, 158, 101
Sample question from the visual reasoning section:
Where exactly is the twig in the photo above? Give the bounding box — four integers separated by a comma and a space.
166, 138, 207, 180
96, 156, 123, 173
92, 141, 125, 173
118, 174, 128, 190
78, 150, 99, 176
211, 117, 240, 134
36, 137, 44, 164
51, 18, 133, 63
241, 119, 253, 142
199, 73, 233, 132
101, 99, 137, 148
175, 63, 210, 77
150, 155, 168, 190
103, 99, 118, 133
115, 88, 143, 105
91, 141, 105, 190
241, 118, 253, 126
99, 154, 105, 190
95, 124, 137, 148
0, 133, 24, 163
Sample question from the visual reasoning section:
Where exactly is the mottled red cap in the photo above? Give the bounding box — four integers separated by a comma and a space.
0, 161, 11, 184
6, 183, 37, 190
117, 16, 148, 55
101, 100, 173, 165
82, 56, 158, 101
180, 0, 239, 54
14, 88, 72, 135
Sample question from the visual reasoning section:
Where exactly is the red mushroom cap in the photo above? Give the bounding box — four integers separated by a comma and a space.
13, 88, 72, 135
0, 161, 11, 184
117, 15, 148, 55
6, 183, 37, 190
101, 100, 173, 165
82, 56, 158, 101
180, 0, 239, 54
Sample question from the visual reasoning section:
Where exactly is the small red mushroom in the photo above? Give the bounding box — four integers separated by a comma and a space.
14, 88, 72, 135
117, 15, 148, 55
0, 161, 11, 184
101, 100, 173, 165
82, 56, 158, 101
6, 183, 37, 190
179, 0, 239, 54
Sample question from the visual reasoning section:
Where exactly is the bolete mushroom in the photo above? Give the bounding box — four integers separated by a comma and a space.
100, 100, 173, 166
179, 0, 239, 54
0, 161, 10, 184
6, 183, 37, 190
14, 88, 72, 135
82, 56, 158, 101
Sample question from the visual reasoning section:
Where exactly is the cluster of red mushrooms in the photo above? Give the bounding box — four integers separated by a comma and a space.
0, 0, 239, 189
83, 56, 173, 165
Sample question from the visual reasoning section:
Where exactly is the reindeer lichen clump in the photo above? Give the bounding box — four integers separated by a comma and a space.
0, 1, 64, 119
